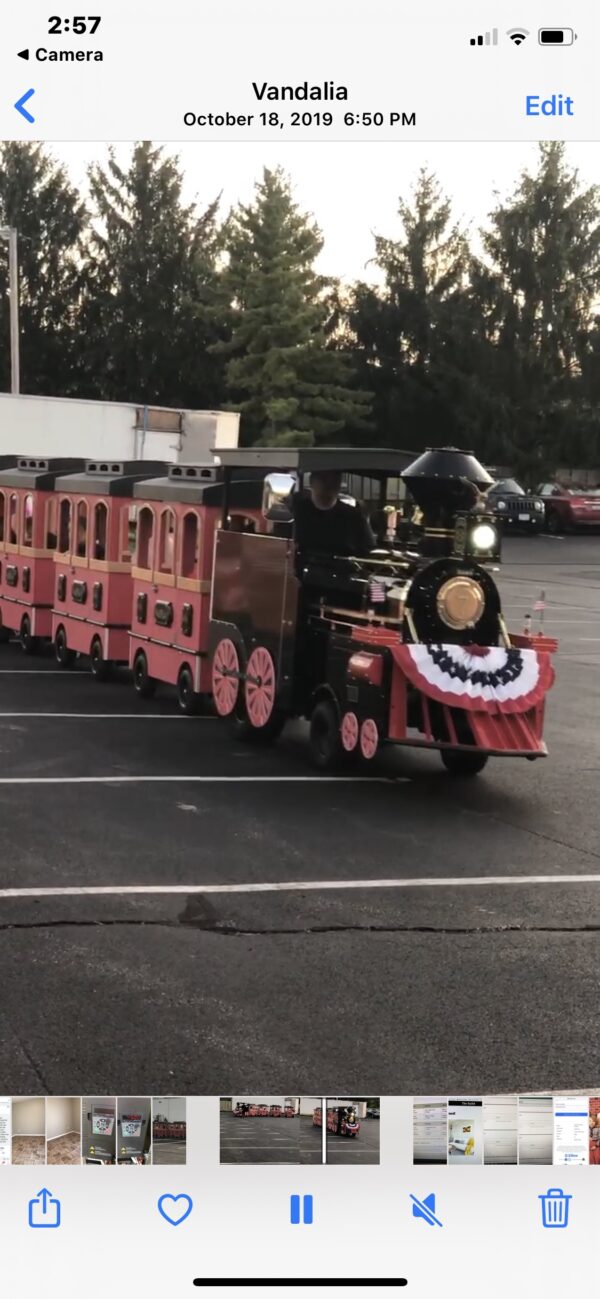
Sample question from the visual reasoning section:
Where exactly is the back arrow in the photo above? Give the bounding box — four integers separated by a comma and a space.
15, 89, 35, 123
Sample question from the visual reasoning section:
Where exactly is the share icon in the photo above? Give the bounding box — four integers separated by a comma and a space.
410, 1192, 443, 1227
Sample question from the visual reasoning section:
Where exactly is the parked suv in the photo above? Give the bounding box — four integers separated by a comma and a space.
486, 478, 545, 532
536, 483, 600, 533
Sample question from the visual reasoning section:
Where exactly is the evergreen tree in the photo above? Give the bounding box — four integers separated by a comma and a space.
218, 167, 371, 445
0, 142, 87, 395
80, 143, 226, 408
473, 142, 600, 474
347, 169, 489, 452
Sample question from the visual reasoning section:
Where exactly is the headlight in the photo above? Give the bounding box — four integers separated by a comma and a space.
534, 501, 544, 512
496, 500, 507, 511
471, 522, 498, 551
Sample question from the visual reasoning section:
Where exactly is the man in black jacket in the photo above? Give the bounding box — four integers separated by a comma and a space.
293, 470, 375, 558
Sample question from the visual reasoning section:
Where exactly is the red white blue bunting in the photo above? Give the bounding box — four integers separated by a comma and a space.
392, 643, 555, 713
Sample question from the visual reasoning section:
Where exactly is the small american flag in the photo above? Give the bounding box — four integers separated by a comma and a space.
369, 577, 387, 604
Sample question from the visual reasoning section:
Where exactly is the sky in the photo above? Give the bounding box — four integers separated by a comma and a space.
51, 141, 598, 285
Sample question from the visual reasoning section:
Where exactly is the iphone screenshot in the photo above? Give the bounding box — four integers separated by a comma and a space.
0, 1, 598, 1295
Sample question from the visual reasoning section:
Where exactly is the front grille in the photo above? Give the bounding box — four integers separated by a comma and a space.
502, 498, 540, 515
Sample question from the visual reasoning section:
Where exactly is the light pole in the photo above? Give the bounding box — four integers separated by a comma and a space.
0, 226, 20, 394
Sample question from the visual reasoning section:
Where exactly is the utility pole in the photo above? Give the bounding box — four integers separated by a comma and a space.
0, 227, 20, 394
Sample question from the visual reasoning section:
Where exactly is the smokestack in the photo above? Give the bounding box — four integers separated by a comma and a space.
401, 447, 493, 556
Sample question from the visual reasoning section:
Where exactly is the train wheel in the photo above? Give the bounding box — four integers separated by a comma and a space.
309, 700, 344, 771
211, 638, 240, 717
359, 718, 379, 761
132, 651, 157, 699
229, 697, 286, 745
340, 711, 359, 753
54, 627, 75, 668
20, 615, 37, 656
245, 646, 276, 728
177, 665, 200, 715
440, 749, 489, 777
90, 637, 111, 682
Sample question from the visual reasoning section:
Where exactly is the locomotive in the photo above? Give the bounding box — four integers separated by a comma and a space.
313, 1105, 361, 1137
0, 443, 557, 777
209, 446, 557, 776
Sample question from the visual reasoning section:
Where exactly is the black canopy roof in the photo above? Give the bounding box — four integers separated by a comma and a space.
212, 447, 416, 476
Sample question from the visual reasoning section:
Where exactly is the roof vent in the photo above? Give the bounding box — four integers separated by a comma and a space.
168, 463, 217, 482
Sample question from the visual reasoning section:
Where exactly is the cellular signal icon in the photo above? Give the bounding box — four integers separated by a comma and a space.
507, 28, 529, 45
470, 28, 498, 46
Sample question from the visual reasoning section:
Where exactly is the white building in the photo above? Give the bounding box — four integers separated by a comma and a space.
0, 393, 239, 463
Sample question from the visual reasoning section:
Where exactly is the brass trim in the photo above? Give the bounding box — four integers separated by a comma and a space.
176, 576, 210, 594
320, 604, 403, 626
152, 570, 176, 588
405, 607, 419, 642
18, 546, 53, 559
498, 613, 512, 649
89, 559, 132, 574
436, 576, 485, 630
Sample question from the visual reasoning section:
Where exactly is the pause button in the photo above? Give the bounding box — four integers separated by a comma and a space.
290, 1194, 313, 1225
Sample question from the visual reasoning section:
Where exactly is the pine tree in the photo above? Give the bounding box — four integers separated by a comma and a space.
0, 142, 87, 395
218, 167, 371, 446
473, 142, 600, 474
347, 169, 488, 452
80, 142, 226, 408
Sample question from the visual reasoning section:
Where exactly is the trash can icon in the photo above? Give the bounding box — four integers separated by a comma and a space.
539, 1188, 572, 1228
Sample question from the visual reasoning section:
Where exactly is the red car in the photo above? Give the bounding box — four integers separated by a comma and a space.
537, 482, 600, 533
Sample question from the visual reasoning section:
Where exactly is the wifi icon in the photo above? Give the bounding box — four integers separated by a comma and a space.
507, 28, 529, 45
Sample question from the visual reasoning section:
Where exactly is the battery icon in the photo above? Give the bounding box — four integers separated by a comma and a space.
538, 28, 576, 44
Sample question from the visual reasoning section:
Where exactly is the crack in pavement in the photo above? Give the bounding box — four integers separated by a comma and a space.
453, 804, 600, 863
4, 1022, 53, 1092
0, 919, 599, 935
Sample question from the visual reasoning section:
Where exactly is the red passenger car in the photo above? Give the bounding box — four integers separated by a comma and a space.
0, 457, 83, 651
51, 460, 166, 677
129, 464, 262, 712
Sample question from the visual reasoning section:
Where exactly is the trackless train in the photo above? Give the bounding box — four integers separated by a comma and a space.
0, 445, 557, 777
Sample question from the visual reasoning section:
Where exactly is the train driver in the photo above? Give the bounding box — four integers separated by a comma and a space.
293, 469, 375, 559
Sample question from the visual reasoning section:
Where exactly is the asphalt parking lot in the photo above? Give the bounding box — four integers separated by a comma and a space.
0, 535, 598, 1096
220, 1113, 304, 1164
152, 1139, 187, 1166
326, 1114, 380, 1165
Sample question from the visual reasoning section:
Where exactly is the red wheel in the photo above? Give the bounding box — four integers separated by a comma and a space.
245, 646, 276, 728
360, 718, 379, 760
341, 711, 359, 752
212, 638, 240, 716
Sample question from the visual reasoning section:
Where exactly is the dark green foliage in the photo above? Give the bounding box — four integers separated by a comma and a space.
79, 143, 226, 407
0, 142, 598, 472
0, 142, 87, 395
217, 167, 372, 446
472, 142, 600, 475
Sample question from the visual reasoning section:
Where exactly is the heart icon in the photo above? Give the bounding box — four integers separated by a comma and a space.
157, 1193, 193, 1226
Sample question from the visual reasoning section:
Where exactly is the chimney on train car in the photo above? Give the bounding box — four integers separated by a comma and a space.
401, 446, 493, 557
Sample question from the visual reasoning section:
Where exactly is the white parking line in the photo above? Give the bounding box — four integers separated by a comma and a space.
0, 713, 206, 719
0, 775, 403, 785
0, 874, 599, 898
